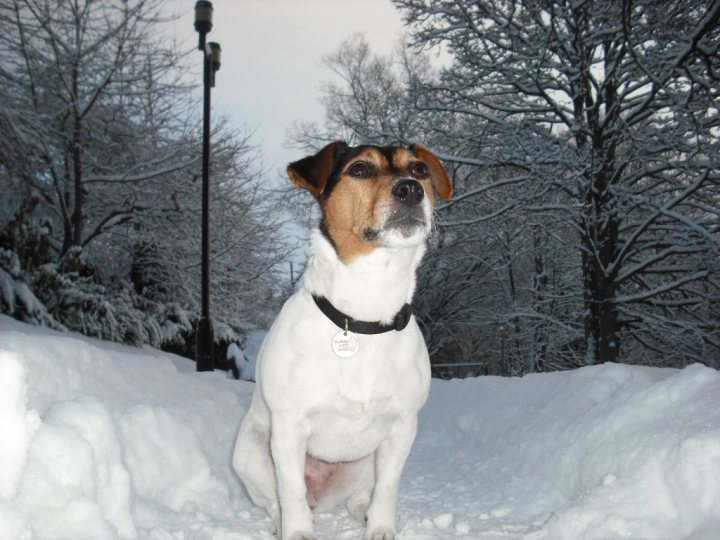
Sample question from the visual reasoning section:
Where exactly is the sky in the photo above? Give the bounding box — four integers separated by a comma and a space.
168, 0, 405, 183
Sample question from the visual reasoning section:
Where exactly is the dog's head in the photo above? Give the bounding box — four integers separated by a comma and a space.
287, 142, 452, 262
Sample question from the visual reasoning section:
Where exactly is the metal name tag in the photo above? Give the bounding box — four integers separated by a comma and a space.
331, 330, 360, 358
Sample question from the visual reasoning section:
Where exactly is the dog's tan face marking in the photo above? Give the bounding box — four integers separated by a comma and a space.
288, 143, 452, 263
323, 148, 424, 261
322, 148, 392, 262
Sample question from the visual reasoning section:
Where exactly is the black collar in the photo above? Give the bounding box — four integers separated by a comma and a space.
312, 294, 413, 334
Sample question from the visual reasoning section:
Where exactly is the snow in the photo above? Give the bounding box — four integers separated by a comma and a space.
225, 329, 266, 382
1, 314, 719, 539
238, 329, 267, 382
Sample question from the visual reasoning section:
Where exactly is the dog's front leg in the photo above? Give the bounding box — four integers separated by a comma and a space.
365, 416, 418, 540
270, 418, 315, 540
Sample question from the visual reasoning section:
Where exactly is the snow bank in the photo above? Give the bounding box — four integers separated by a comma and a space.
411, 365, 720, 539
0, 315, 261, 539
1, 314, 719, 539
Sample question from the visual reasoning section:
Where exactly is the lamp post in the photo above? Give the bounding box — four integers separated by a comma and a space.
194, 1, 221, 371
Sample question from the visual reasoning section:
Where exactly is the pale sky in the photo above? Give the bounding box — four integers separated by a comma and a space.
169, 0, 404, 182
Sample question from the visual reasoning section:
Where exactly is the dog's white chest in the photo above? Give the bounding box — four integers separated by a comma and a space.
306, 395, 398, 462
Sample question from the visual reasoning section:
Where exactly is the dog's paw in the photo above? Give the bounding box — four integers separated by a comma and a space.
364, 526, 395, 540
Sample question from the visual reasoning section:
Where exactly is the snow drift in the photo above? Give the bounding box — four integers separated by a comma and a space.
1, 314, 719, 539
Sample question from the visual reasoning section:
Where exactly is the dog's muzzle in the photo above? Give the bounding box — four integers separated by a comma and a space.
384, 179, 427, 238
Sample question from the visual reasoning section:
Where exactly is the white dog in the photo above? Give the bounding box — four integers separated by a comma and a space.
232, 141, 452, 540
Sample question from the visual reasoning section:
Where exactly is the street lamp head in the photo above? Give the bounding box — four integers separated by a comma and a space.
194, 1, 213, 37
209, 42, 221, 72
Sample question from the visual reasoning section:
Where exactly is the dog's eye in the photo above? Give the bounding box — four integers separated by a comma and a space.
347, 161, 371, 178
409, 162, 429, 179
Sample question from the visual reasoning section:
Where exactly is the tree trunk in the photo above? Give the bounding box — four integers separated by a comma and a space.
582, 171, 620, 365
70, 62, 84, 250
582, 251, 619, 364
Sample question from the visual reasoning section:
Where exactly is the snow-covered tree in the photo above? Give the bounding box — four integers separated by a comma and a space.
0, 0, 287, 355
296, 35, 586, 374
0, 0, 195, 254
396, 0, 720, 367
300, 0, 720, 371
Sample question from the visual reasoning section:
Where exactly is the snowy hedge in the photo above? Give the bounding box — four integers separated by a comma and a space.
0, 247, 244, 364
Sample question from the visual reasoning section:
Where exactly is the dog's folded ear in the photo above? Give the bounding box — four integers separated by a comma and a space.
411, 144, 453, 200
287, 141, 348, 197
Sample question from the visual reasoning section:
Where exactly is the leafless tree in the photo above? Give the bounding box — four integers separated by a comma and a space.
0, 0, 288, 350
394, 0, 720, 367
297, 0, 720, 371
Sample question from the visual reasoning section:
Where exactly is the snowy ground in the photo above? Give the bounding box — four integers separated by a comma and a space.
1, 314, 719, 540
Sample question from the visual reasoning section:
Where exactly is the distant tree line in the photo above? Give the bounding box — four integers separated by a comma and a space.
292, 0, 719, 373
0, 0, 287, 365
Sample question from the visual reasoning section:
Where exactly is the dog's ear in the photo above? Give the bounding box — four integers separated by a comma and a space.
411, 144, 453, 200
287, 141, 348, 197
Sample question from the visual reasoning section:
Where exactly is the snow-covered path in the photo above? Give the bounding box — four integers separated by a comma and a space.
1, 315, 719, 539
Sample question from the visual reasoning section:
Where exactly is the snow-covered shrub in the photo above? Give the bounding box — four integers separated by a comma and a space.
156, 302, 247, 372
32, 248, 162, 348
225, 343, 244, 379
0, 248, 62, 330
156, 303, 195, 347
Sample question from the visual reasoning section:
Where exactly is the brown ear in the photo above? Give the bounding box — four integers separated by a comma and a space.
287, 141, 347, 197
412, 144, 453, 200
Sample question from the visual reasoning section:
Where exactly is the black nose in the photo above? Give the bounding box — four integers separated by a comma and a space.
392, 179, 424, 206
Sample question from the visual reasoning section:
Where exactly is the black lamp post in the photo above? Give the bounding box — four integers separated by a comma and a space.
194, 1, 221, 371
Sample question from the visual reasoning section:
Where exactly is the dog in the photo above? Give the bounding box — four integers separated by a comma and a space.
232, 141, 452, 540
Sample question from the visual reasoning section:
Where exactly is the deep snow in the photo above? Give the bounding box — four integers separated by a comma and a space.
1, 314, 719, 539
